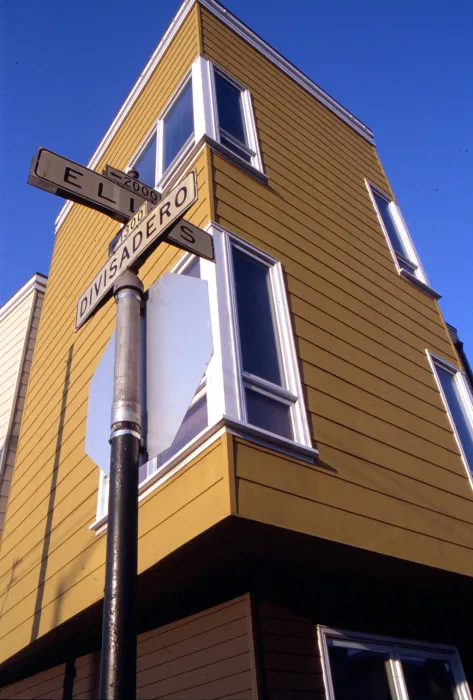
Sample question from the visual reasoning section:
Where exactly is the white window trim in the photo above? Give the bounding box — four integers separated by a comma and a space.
213, 223, 313, 447
427, 350, 473, 487
318, 626, 472, 700
207, 62, 264, 174
91, 223, 315, 531
365, 180, 440, 300
127, 56, 265, 199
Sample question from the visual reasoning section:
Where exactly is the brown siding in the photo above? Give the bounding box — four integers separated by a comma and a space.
257, 601, 325, 700
200, 7, 473, 575
0, 664, 65, 699
70, 597, 256, 699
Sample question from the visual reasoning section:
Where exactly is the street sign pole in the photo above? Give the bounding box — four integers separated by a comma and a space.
28, 147, 211, 698
99, 270, 143, 700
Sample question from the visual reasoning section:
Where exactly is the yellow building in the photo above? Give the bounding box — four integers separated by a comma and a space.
1, 1, 472, 697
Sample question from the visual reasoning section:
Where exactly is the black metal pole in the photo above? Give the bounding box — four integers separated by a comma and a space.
100, 270, 143, 700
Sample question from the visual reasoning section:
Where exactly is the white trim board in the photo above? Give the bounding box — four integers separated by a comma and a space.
0, 274, 47, 323
55, 0, 375, 235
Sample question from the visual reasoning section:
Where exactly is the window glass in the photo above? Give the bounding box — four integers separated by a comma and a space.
397, 255, 418, 275
215, 72, 247, 146
156, 395, 207, 467
163, 81, 194, 172
373, 192, 406, 258
246, 389, 292, 440
401, 657, 457, 700
232, 247, 283, 386
183, 257, 200, 279
220, 135, 252, 163
436, 365, 473, 466
134, 133, 157, 187
328, 645, 395, 700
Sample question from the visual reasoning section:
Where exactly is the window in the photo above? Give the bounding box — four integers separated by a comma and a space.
213, 71, 254, 165
320, 628, 471, 700
366, 182, 438, 298
160, 79, 194, 175
217, 229, 312, 448
128, 57, 264, 193
94, 226, 313, 527
133, 132, 158, 188
428, 352, 473, 479
129, 77, 194, 189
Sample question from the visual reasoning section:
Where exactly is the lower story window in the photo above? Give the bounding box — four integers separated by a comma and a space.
320, 627, 470, 700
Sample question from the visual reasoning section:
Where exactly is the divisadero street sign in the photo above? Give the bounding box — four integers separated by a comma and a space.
76, 170, 197, 330
165, 220, 214, 262
28, 148, 147, 223
109, 201, 154, 256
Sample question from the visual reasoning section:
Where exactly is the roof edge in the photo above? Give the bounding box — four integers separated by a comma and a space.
0, 274, 47, 323
55, 0, 375, 234
199, 0, 374, 143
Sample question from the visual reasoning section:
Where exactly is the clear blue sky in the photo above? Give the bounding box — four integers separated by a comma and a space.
1, 0, 472, 351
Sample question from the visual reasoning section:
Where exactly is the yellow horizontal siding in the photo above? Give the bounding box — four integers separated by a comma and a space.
235, 441, 473, 576
0, 438, 228, 659
201, 9, 472, 576
201, 10, 386, 182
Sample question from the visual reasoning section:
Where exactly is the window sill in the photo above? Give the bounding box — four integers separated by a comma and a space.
399, 269, 441, 300
89, 417, 317, 534
205, 137, 269, 187
224, 416, 318, 462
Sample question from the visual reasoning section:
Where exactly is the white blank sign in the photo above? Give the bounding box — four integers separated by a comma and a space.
85, 273, 213, 473
146, 273, 213, 460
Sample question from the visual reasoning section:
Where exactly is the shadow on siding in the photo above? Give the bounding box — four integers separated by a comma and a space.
30, 344, 74, 643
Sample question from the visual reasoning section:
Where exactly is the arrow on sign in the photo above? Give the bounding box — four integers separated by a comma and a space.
102, 164, 161, 205
75, 170, 197, 330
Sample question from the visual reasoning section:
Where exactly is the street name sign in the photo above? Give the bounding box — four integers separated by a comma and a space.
28, 148, 147, 223
76, 170, 197, 330
103, 164, 160, 205
165, 220, 215, 262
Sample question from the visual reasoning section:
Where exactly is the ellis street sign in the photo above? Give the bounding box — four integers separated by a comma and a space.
28, 148, 147, 223
76, 170, 197, 329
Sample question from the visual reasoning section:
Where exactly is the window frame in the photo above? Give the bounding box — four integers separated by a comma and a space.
127, 57, 265, 197
128, 69, 196, 193
208, 66, 263, 172
156, 72, 195, 185
365, 180, 439, 299
214, 225, 312, 449
319, 626, 472, 700
427, 350, 473, 485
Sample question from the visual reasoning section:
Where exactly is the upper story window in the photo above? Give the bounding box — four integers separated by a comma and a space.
319, 627, 470, 700
161, 79, 194, 174
366, 181, 439, 299
428, 351, 473, 481
128, 57, 264, 192
213, 71, 255, 165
